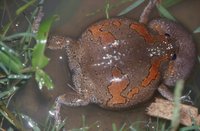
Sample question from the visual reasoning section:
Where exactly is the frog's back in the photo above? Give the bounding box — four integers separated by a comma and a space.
72, 18, 173, 109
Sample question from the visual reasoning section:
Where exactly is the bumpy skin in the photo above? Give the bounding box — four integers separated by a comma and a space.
48, 1, 196, 110
149, 19, 196, 86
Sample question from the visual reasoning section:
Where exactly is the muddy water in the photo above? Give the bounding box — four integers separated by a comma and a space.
11, 0, 200, 130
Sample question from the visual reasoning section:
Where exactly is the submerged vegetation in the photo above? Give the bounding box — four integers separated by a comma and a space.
0, 0, 200, 130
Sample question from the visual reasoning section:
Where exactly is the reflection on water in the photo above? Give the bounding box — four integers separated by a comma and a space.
10, 0, 200, 130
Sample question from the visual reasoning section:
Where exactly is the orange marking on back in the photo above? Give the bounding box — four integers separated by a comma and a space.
166, 62, 175, 76
142, 56, 169, 87
112, 20, 121, 27
89, 24, 116, 45
127, 87, 139, 99
130, 23, 165, 43
112, 67, 121, 77
107, 67, 129, 105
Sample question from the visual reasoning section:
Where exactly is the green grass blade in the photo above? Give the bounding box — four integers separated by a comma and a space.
193, 26, 200, 33
2, 32, 35, 41
161, 0, 184, 8
156, 4, 176, 21
0, 21, 13, 37
16, 0, 36, 15
170, 80, 184, 131
180, 125, 200, 131
118, 0, 145, 16
0, 86, 18, 98
0, 41, 24, 74
0, 102, 24, 130
0, 51, 23, 74
0, 41, 19, 57
112, 123, 118, 131
105, 0, 110, 19
119, 123, 127, 131
0, 62, 9, 74
20, 114, 41, 131
8, 74, 31, 79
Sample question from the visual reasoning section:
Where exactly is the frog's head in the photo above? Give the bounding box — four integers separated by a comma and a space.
148, 18, 196, 86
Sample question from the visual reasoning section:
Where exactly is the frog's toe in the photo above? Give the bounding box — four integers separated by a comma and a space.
47, 35, 73, 50
180, 90, 194, 105
56, 94, 90, 107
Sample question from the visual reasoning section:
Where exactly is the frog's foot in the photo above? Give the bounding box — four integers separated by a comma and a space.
47, 35, 74, 50
158, 84, 194, 105
53, 93, 90, 124
139, 0, 160, 24
180, 90, 194, 105
56, 94, 90, 107
158, 83, 174, 101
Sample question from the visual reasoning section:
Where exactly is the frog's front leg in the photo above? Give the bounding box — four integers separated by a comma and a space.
47, 35, 83, 93
139, 0, 159, 24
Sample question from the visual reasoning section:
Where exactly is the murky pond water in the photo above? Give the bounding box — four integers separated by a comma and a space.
8, 0, 200, 130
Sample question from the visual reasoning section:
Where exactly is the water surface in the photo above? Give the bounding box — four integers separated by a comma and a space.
10, 0, 200, 130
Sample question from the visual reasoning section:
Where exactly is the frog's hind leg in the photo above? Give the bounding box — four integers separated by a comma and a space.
158, 83, 174, 101
139, 0, 159, 24
54, 93, 90, 125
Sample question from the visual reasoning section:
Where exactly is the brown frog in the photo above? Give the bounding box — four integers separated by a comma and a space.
48, 0, 196, 110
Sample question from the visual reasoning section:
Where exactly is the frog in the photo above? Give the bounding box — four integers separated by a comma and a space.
48, 0, 196, 110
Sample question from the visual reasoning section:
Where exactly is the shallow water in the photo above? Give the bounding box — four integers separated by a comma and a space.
9, 0, 200, 130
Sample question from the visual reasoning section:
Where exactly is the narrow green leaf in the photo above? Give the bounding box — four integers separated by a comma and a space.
0, 86, 18, 98
0, 62, 9, 74
0, 51, 23, 74
0, 41, 20, 60
198, 56, 200, 63
118, 0, 145, 16
2, 32, 35, 41
161, 0, 183, 8
0, 102, 24, 130
32, 15, 59, 69
16, 0, 36, 15
0, 41, 24, 74
180, 125, 200, 131
193, 26, 200, 33
119, 123, 127, 131
8, 74, 31, 79
170, 80, 184, 131
112, 123, 118, 131
35, 69, 54, 90
52, 119, 66, 131
105, 0, 110, 19
156, 4, 176, 21
0, 21, 13, 37
20, 114, 41, 131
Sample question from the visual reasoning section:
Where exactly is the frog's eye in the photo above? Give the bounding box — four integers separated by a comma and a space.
172, 53, 177, 60
164, 33, 171, 39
